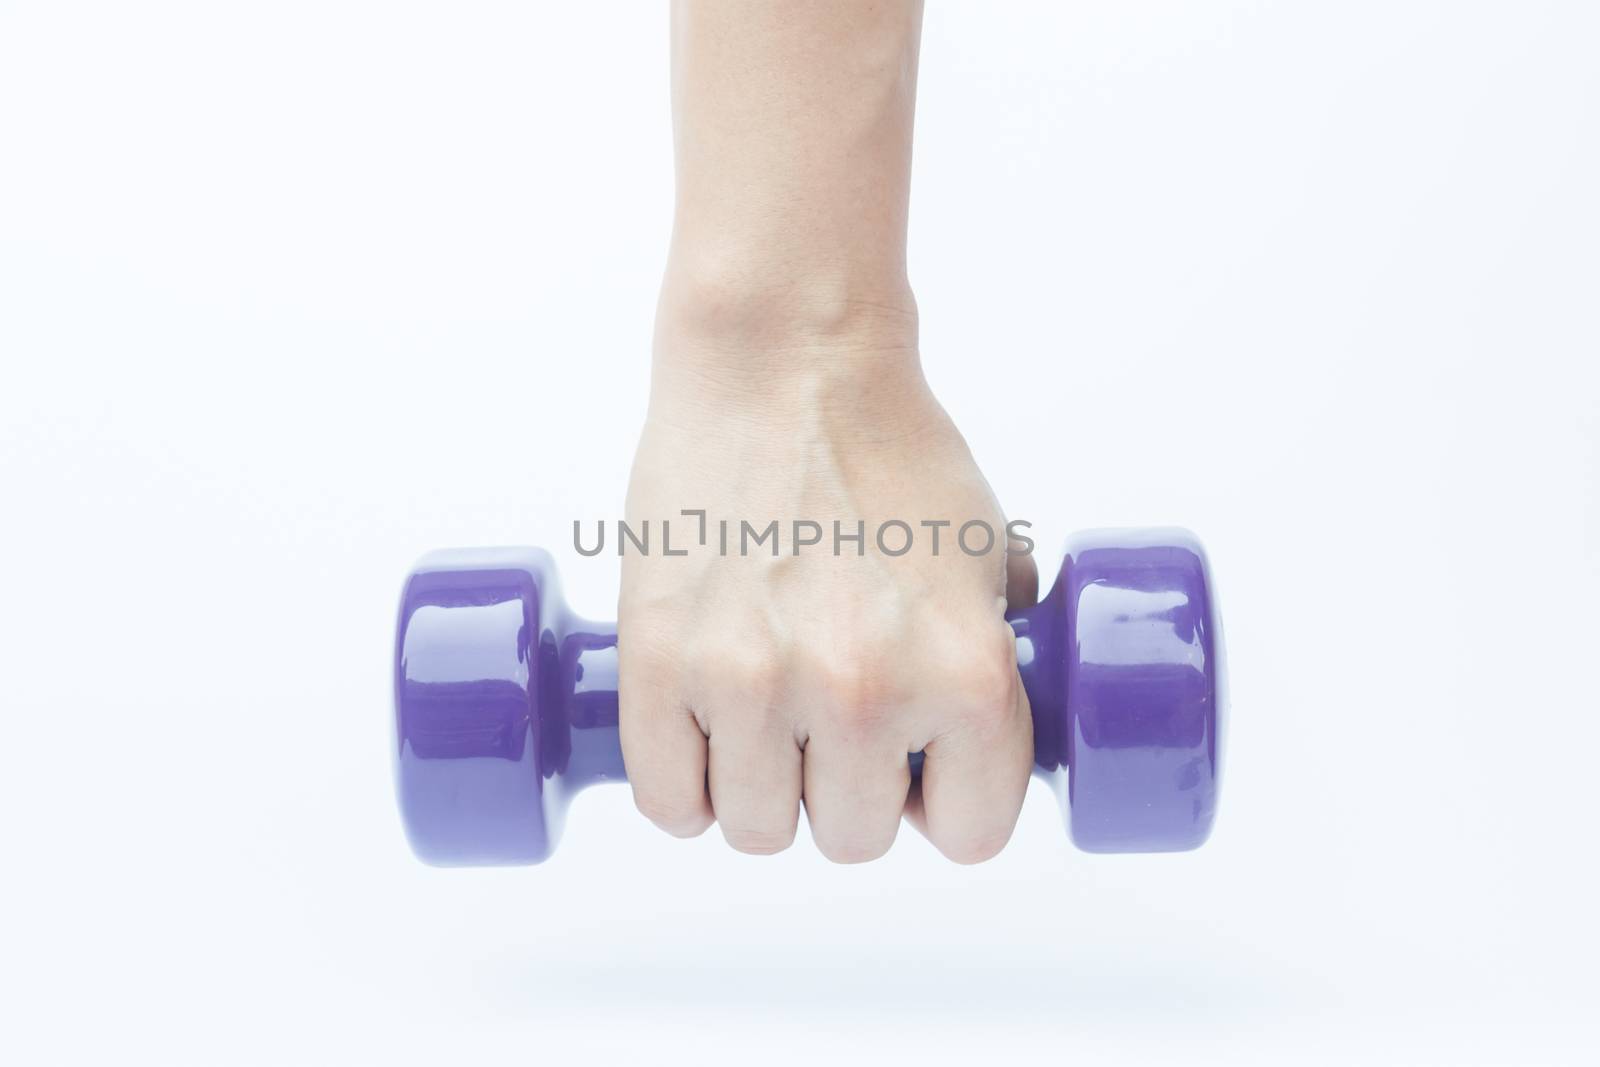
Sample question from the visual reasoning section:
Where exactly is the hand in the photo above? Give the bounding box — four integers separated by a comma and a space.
618, 295, 1036, 863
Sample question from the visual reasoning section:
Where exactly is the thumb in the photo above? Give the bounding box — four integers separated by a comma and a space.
1004, 539, 1039, 609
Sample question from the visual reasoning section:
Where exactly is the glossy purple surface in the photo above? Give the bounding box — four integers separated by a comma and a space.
394, 529, 1224, 865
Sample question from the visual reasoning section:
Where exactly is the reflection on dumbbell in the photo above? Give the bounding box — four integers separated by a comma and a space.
393, 528, 1224, 866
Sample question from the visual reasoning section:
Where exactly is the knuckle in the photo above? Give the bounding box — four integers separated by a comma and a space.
721, 824, 797, 856
813, 831, 894, 865
961, 686, 1016, 732
944, 636, 1018, 722
633, 789, 711, 838
696, 645, 783, 704
820, 658, 889, 723
936, 826, 1012, 866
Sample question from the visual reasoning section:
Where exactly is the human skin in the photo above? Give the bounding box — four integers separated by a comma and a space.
619, 0, 1036, 863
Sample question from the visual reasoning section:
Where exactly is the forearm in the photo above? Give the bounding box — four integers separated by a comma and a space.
661, 0, 924, 357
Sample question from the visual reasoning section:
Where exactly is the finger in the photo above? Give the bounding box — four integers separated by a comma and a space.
707, 714, 803, 855
802, 723, 912, 864
618, 637, 713, 838
1005, 543, 1039, 609
902, 764, 927, 836
917, 673, 1032, 864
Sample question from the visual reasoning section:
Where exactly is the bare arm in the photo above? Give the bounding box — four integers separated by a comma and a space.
660, 0, 921, 348
619, 0, 1034, 864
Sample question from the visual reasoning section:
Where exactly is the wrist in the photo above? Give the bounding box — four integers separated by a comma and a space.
657, 245, 919, 357
648, 285, 933, 435
648, 240, 930, 426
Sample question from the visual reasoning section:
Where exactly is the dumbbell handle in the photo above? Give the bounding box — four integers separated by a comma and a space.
501, 603, 1067, 792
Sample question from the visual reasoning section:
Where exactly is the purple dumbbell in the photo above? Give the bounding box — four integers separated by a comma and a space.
393, 528, 1225, 866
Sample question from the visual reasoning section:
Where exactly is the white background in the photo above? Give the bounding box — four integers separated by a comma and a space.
2, 2, 1597, 1063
